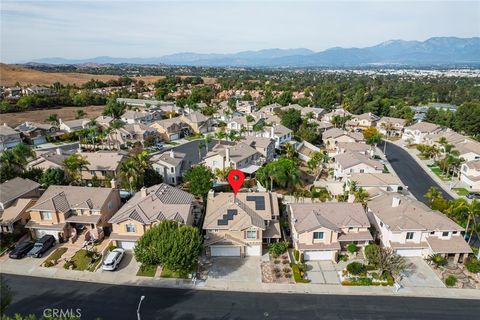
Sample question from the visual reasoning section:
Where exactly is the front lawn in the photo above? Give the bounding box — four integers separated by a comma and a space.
43, 247, 68, 267
137, 264, 157, 277
64, 249, 102, 272
453, 188, 469, 196
427, 165, 451, 181
160, 266, 189, 279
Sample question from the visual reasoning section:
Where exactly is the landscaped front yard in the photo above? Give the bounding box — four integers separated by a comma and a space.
64, 249, 102, 272
453, 188, 469, 197
427, 165, 452, 181
136, 264, 158, 277
43, 247, 68, 267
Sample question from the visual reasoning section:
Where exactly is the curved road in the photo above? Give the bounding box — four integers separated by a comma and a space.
381, 141, 453, 205
3, 275, 479, 320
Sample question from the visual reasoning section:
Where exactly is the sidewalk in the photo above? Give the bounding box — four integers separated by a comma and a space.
2, 259, 479, 300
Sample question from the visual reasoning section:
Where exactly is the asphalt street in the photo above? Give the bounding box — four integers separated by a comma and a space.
381, 141, 454, 205
3, 274, 479, 320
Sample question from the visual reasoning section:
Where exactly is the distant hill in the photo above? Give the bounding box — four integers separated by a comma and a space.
28, 37, 480, 67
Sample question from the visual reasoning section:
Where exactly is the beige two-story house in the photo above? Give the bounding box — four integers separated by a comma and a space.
26, 186, 121, 242
203, 191, 281, 257
288, 202, 372, 261
108, 184, 200, 250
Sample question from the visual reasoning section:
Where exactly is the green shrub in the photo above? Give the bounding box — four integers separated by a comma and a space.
294, 249, 300, 262
43, 260, 54, 268
346, 262, 366, 275
338, 254, 348, 262
445, 275, 457, 287
364, 244, 381, 267
107, 243, 117, 252
346, 243, 358, 254
465, 257, 480, 273
268, 242, 289, 257
427, 254, 447, 268
300, 253, 304, 263
356, 277, 373, 286
385, 272, 394, 286
290, 263, 310, 283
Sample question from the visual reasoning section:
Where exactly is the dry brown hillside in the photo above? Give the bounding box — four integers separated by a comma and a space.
0, 64, 170, 86
0, 64, 215, 86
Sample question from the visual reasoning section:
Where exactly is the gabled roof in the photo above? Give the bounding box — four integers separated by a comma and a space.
350, 173, 402, 186
79, 152, 124, 171
367, 193, 463, 232
204, 192, 279, 230
182, 111, 208, 124
29, 186, 115, 213
205, 142, 258, 164
290, 202, 370, 233
405, 121, 440, 133
108, 184, 194, 225
334, 152, 382, 170
151, 150, 186, 167
0, 177, 40, 205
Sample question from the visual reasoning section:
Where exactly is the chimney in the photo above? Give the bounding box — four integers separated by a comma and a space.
110, 178, 117, 189
225, 147, 230, 164
170, 149, 175, 158
140, 187, 148, 198
392, 196, 401, 207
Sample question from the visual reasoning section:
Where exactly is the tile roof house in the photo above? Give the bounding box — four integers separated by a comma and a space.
26, 185, 121, 241
424, 128, 468, 147
203, 142, 262, 174
335, 142, 373, 157
59, 118, 91, 133
108, 123, 159, 147
151, 150, 191, 186
333, 152, 383, 180
180, 111, 212, 134
456, 141, 480, 162
15, 122, 59, 145
257, 124, 292, 148
376, 117, 407, 136
346, 113, 380, 129
0, 177, 41, 233
108, 184, 200, 250
28, 148, 68, 171
242, 136, 276, 162
347, 173, 403, 193
322, 128, 365, 151
78, 152, 125, 183
402, 122, 441, 144
121, 109, 162, 124
367, 192, 471, 263
0, 124, 22, 151
460, 159, 480, 191
288, 202, 372, 261
203, 191, 281, 257
150, 117, 187, 141
321, 108, 352, 123
236, 100, 257, 114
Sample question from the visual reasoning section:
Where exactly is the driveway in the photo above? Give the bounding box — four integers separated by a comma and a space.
305, 260, 340, 284
0, 244, 55, 273
207, 257, 261, 283
381, 141, 453, 204
401, 257, 445, 288
96, 251, 139, 276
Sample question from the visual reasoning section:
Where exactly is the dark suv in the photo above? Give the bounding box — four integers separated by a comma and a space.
27, 235, 56, 258
9, 241, 34, 259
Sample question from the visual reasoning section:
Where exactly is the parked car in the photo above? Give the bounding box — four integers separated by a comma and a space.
102, 248, 125, 271
27, 235, 56, 258
467, 192, 480, 200
9, 241, 34, 259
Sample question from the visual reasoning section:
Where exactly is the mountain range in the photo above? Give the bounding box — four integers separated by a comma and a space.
28, 37, 480, 67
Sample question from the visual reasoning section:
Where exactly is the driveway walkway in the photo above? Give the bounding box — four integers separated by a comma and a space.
207, 257, 261, 283
305, 261, 340, 284
401, 257, 445, 288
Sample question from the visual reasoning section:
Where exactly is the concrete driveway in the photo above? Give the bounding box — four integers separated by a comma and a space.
96, 251, 139, 275
305, 260, 340, 284
0, 244, 56, 272
208, 257, 261, 283
401, 257, 445, 288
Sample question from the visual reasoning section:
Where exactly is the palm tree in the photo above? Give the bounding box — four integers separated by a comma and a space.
63, 154, 90, 185
119, 159, 138, 192
198, 140, 205, 161
446, 199, 480, 244
354, 187, 369, 208
424, 186, 442, 200
204, 134, 213, 153
285, 143, 298, 161
331, 115, 341, 128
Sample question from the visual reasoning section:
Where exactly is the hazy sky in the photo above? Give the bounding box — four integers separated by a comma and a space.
1, 0, 479, 63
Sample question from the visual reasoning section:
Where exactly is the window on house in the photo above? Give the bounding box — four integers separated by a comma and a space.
360, 169, 365, 173
453, 231, 458, 235
246, 230, 257, 239
349, 227, 354, 230
406, 232, 414, 240
108, 201, 113, 210
126, 224, 136, 233
313, 232, 324, 240
170, 167, 174, 173
442, 231, 449, 237
430, 231, 435, 235
40, 211, 52, 220
380, 221, 384, 227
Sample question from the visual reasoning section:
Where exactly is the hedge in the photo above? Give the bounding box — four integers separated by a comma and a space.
290, 263, 310, 283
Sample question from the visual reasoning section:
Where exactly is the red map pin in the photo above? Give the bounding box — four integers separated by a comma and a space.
227, 169, 245, 195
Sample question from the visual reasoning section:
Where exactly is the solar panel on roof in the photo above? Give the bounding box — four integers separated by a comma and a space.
246, 196, 265, 210
217, 219, 228, 225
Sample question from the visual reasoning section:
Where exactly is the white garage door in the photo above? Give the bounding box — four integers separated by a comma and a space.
396, 249, 423, 257
211, 246, 240, 257
117, 240, 136, 250
304, 250, 334, 261
245, 245, 261, 256
35, 229, 60, 240
170, 133, 179, 141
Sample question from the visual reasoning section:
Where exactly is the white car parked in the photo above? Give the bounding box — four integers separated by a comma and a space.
102, 248, 125, 271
